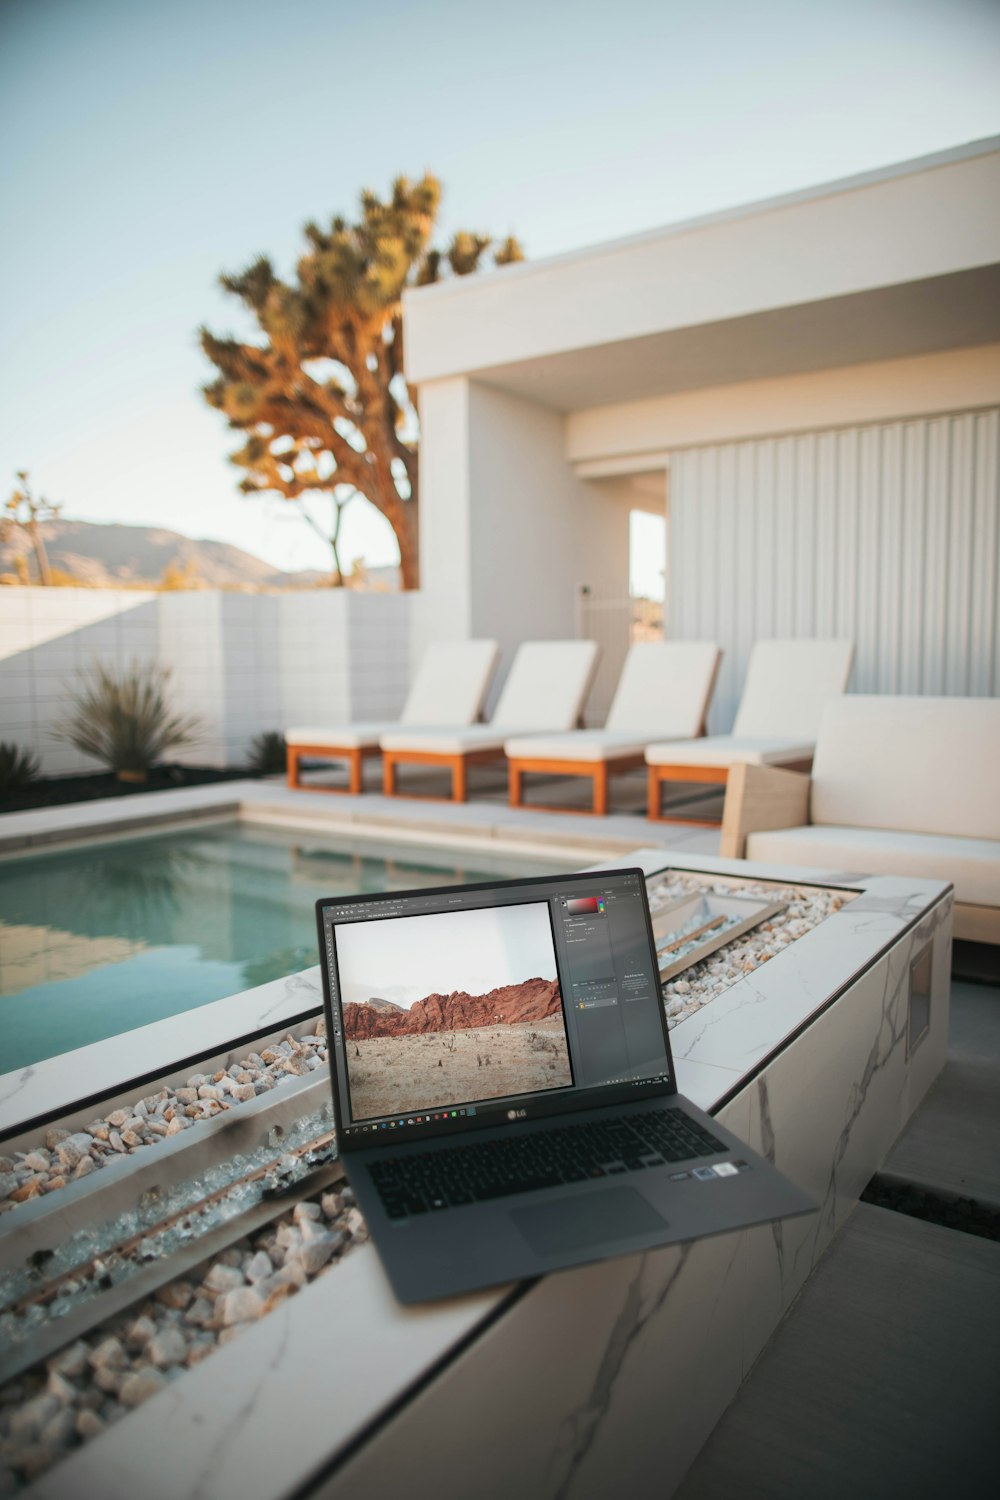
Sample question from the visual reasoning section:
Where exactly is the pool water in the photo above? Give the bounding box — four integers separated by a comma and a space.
0, 822, 567, 1072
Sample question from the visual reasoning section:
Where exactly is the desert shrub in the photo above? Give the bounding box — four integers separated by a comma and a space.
246, 729, 287, 775
0, 741, 40, 791
56, 662, 201, 782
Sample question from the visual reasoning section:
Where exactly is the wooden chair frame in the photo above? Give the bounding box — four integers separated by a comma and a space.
508, 753, 646, 817
382, 747, 504, 802
647, 759, 812, 824
286, 742, 381, 796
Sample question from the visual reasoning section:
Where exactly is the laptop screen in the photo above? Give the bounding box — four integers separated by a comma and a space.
318, 869, 674, 1147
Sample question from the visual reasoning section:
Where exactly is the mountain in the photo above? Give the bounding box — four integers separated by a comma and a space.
343, 979, 562, 1040
0, 519, 399, 591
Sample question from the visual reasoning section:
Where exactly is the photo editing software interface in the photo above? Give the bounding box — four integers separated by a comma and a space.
322, 872, 673, 1142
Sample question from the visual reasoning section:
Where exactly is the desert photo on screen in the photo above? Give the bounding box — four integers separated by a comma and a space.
336, 901, 573, 1118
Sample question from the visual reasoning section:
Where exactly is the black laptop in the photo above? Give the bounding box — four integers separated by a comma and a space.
316, 867, 815, 1305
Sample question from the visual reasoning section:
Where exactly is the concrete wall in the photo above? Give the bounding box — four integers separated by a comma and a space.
413, 364, 998, 738
414, 380, 637, 717
567, 343, 1000, 463
0, 589, 159, 777
670, 407, 1000, 732
0, 589, 412, 775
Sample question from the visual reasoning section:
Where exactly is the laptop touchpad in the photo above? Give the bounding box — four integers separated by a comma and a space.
511, 1186, 666, 1257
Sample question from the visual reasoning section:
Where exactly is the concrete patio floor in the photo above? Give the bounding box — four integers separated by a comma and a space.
676, 974, 1000, 1499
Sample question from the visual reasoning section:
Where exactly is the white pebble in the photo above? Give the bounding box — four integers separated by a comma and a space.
245, 1250, 273, 1283
220, 1286, 266, 1325
119, 1368, 167, 1408
88, 1336, 125, 1371
147, 1327, 188, 1368
203, 1263, 244, 1294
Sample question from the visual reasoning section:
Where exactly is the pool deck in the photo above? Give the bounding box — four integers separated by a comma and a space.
0, 775, 724, 863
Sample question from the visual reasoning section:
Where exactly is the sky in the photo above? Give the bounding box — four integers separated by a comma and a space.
2, 0, 999, 582
334, 901, 558, 1007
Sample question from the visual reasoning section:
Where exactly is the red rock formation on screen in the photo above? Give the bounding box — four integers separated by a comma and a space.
343, 978, 561, 1040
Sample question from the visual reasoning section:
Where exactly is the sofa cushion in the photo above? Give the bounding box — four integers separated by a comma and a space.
505, 731, 650, 762
811, 696, 1000, 840
645, 736, 815, 768
605, 641, 720, 737
745, 825, 1000, 907
492, 641, 599, 730
400, 640, 499, 726
286, 722, 390, 750
732, 639, 853, 739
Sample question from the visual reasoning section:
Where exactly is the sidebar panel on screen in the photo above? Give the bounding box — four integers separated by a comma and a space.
554, 881, 670, 1088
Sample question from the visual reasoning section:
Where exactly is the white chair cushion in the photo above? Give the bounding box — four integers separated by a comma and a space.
810, 696, 1000, 840
745, 824, 1000, 908
504, 731, 651, 763
286, 641, 499, 749
732, 639, 854, 738
380, 725, 512, 754
492, 641, 599, 730
645, 735, 815, 768
286, 722, 391, 750
400, 640, 499, 725
605, 641, 720, 737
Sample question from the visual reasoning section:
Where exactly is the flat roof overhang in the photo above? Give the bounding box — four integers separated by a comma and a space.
443, 265, 1000, 410
403, 138, 1000, 411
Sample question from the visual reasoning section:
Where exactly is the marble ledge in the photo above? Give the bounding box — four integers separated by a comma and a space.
29, 1247, 503, 1500
0, 967, 324, 1139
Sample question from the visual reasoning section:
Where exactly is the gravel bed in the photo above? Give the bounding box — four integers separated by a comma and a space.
0, 1182, 367, 1491
0, 1024, 328, 1218
649, 871, 849, 1025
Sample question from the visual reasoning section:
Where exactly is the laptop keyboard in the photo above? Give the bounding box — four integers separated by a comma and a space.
367, 1108, 727, 1219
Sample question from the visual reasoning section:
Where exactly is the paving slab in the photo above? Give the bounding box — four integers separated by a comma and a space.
880, 979, 1000, 1207
676, 1203, 1000, 1500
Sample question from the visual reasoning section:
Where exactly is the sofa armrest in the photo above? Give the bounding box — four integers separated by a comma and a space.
720, 764, 811, 859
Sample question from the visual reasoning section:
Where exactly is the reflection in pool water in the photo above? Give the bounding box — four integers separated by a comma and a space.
0, 823, 564, 1071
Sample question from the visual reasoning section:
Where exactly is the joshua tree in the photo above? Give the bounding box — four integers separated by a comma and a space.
2, 471, 61, 585
200, 175, 523, 589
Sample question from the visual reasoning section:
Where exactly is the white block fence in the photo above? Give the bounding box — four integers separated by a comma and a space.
0, 589, 414, 775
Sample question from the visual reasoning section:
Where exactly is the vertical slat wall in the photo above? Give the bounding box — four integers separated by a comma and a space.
670, 409, 1000, 732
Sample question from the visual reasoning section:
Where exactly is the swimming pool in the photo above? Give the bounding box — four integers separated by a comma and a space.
0, 822, 568, 1071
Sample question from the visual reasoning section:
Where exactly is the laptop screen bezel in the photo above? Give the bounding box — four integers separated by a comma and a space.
316, 866, 678, 1154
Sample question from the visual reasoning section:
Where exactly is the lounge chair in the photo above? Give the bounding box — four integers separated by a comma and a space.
379, 640, 600, 802
285, 639, 499, 794
645, 638, 854, 820
503, 641, 722, 816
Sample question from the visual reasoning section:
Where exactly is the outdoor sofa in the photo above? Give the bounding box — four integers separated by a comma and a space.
379, 640, 600, 802
720, 694, 1000, 945
645, 638, 854, 820
285, 639, 499, 793
504, 640, 721, 815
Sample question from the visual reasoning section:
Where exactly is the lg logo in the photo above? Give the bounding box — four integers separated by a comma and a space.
507, 1108, 527, 1120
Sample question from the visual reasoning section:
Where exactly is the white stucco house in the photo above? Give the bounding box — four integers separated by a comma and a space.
404, 136, 1000, 731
